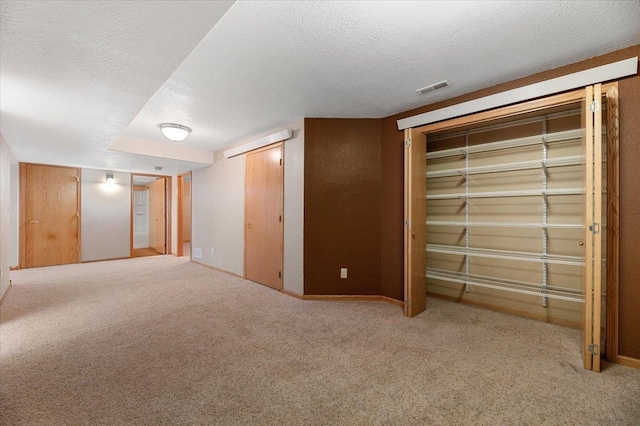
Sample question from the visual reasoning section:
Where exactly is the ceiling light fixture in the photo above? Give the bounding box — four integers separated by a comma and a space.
416, 80, 449, 94
160, 123, 192, 142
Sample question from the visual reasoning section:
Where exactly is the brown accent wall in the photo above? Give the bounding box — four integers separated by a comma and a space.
380, 45, 640, 358
304, 119, 382, 295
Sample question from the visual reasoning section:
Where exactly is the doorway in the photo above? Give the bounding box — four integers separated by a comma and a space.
177, 172, 192, 258
244, 143, 284, 290
131, 174, 170, 258
19, 163, 80, 268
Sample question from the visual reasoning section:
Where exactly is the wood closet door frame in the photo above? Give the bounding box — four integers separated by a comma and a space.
176, 172, 192, 258
129, 174, 172, 257
403, 84, 619, 370
19, 163, 81, 268
244, 142, 284, 290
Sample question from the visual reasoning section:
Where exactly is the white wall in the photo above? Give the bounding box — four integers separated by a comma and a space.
191, 119, 304, 293
10, 163, 19, 267
81, 169, 131, 262
0, 135, 18, 299
283, 123, 304, 294
192, 153, 245, 275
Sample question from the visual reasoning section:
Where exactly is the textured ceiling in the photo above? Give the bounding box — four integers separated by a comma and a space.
1, 1, 639, 172
0, 0, 234, 174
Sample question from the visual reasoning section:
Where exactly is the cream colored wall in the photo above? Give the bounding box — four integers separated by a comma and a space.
0, 135, 18, 299
81, 169, 131, 262
191, 120, 304, 293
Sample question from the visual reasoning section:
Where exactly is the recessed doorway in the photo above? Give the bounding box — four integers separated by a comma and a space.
131, 174, 170, 258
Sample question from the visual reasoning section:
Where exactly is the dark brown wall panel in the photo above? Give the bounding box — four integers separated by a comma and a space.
380, 45, 640, 358
304, 118, 382, 295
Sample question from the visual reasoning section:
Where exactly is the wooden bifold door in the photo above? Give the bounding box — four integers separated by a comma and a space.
404, 84, 618, 372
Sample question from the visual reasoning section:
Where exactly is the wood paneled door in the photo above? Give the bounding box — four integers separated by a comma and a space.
245, 143, 284, 290
20, 163, 80, 268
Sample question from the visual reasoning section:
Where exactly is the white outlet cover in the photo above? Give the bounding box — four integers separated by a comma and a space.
340, 268, 347, 279
193, 248, 203, 259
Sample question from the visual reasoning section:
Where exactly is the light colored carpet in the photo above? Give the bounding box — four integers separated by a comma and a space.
1, 256, 638, 425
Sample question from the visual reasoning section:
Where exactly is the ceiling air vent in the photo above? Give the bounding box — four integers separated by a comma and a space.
416, 80, 449, 94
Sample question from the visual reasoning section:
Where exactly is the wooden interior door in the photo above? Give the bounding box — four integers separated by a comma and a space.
23, 164, 79, 268
245, 143, 283, 290
404, 128, 427, 317
583, 84, 603, 372
149, 178, 166, 254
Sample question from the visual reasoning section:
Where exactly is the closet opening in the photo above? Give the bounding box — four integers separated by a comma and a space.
404, 83, 619, 371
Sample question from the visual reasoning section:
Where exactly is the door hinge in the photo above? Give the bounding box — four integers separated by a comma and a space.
279, 215, 282, 222
75, 176, 80, 182
278, 271, 282, 278
76, 211, 79, 217
405, 139, 411, 147
279, 158, 282, 166
588, 344, 599, 356
589, 100, 600, 113
405, 299, 411, 307
589, 222, 600, 234
405, 219, 410, 228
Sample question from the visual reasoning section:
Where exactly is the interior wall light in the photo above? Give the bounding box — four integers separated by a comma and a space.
106, 173, 115, 184
160, 123, 192, 142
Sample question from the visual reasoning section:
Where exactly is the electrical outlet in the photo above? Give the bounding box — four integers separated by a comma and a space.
193, 248, 203, 259
340, 268, 347, 279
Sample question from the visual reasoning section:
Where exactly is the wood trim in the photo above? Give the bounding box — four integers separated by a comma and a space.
76, 168, 82, 263
177, 174, 184, 257
592, 83, 603, 373
129, 173, 134, 258
0, 282, 11, 305
19, 163, 26, 269
280, 288, 304, 300
302, 294, 404, 308
605, 83, 620, 364
584, 85, 596, 370
9, 266, 20, 271
191, 260, 244, 279
414, 88, 586, 135
81, 256, 130, 263
427, 292, 581, 329
617, 355, 640, 370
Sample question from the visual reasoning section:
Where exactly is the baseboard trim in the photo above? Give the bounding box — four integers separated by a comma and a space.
81, 256, 130, 263
10, 266, 20, 271
617, 355, 640, 369
280, 288, 304, 299
427, 292, 581, 329
0, 281, 11, 305
191, 260, 244, 279
302, 294, 403, 308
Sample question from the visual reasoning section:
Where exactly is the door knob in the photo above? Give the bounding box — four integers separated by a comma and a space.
412, 232, 416, 239
246, 222, 252, 229
579, 240, 584, 246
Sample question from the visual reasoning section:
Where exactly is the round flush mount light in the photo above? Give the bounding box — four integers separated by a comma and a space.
159, 123, 192, 142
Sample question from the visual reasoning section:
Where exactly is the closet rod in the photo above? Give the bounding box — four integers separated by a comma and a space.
426, 221, 585, 229
426, 155, 585, 179
426, 129, 583, 160
426, 244, 585, 266
426, 268, 584, 302
426, 187, 585, 200
427, 108, 581, 142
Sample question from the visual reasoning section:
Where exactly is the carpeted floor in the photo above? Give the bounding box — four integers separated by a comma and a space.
1, 256, 638, 425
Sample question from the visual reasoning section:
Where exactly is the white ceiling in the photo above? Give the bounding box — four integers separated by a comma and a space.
2, 1, 639, 174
